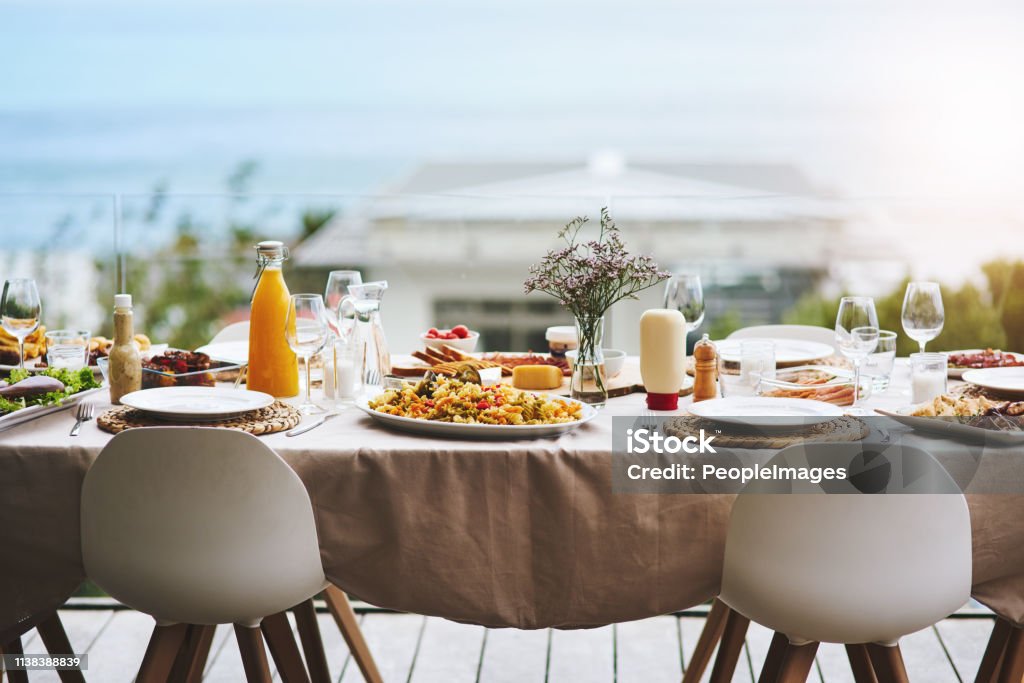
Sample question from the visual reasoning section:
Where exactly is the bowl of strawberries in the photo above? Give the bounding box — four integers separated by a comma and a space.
421, 324, 480, 353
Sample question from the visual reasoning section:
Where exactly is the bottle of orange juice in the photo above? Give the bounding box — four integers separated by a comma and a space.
247, 241, 299, 397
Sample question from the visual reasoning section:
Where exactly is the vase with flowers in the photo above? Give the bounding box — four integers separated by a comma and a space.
524, 208, 669, 407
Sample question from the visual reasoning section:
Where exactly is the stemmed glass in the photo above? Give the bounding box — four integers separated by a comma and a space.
664, 274, 705, 336
901, 281, 944, 353
285, 294, 330, 415
835, 296, 880, 412
1, 279, 42, 370
324, 270, 362, 338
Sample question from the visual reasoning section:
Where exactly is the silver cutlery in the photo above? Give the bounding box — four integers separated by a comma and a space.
286, 412, 338, 437
70, 402, 94, 437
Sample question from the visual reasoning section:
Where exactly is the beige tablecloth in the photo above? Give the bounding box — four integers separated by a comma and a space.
2, 359, 1023, 641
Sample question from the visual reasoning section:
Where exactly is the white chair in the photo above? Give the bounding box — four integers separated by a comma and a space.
208, 320, 251, 344
726, 324, 837, 351
81, 427, 382, 683
713, 442, 971, 682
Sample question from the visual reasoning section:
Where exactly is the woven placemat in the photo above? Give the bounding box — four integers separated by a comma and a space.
97, 400, 301, 435
664, 414, 869, 449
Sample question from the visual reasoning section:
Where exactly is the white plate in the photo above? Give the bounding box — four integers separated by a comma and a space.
120, 386, 274, 422
947, 350, 1024, 380
961, 367, 1024, 397
876, 407, 1024, 446
358, 392, 598, 440
0, 387, 104, 432
715, 338, 834, 365
194, 340, 249, 366
687, 396, 844, 428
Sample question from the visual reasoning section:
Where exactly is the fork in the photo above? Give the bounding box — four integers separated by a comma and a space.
70, 402, 94, 437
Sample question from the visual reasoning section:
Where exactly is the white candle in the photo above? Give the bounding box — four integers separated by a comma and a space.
912, 370, 946, 403
336, 358, 357, 399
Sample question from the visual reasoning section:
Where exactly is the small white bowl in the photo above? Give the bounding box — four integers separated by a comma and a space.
566, 348, 626, 378
421, 331, 480, 354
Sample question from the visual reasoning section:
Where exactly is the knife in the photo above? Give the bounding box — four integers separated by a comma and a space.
286, 412, 338, 437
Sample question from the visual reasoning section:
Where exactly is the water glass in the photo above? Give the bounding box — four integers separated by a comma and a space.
285, 294, 330, 415
323, 336, 362, 406
862, 330, 897, 392
910, 352, 948, 404
720, 340, 775, 397
1, 278, 42, 370
664, 274, 705, 335
46, 329, 91, 370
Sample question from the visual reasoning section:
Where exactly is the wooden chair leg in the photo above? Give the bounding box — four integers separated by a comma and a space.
324, 585, 383, 683
35, 612, 86, 683
137, 623, 189, 683
682, 599, 731, 683
776, 642, 820, 683
758, 631, 790, 683
977, 619, 1013, 683
293, 599, 332, 683
997, 626, 1024, 683
845, 643, 878, 683
261, 612, 311, 683
167, 624, 216, 683
2, 637, 29, 683
709, 608, 750, 683
234, 625, 273, 683
867, 643, 910, 683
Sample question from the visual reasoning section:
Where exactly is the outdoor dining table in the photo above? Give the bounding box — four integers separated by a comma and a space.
2, 358, 1024, 645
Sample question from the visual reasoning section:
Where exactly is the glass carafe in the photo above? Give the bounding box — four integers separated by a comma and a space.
341, 281, 390, 386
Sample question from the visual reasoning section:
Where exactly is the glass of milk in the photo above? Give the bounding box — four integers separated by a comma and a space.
910, 352, 948, 404
323, 337, 362, 408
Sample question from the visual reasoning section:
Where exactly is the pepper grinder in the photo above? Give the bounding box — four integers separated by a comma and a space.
692, 333, 718, 403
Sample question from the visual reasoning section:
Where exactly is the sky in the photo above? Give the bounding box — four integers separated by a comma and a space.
1, 0, 1023, 199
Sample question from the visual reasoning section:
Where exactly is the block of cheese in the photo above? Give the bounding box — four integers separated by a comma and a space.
512, 364, 563, 390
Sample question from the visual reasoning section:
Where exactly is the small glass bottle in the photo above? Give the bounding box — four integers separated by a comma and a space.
692, 334, 718, 403
108, 294, 142, 404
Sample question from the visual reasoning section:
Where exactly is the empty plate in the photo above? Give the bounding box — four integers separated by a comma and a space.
688, 396, 844, 429
961, 367, 1024, 397
119, 386, 274, 421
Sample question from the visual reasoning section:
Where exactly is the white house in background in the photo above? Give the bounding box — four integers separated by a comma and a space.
295, 156, 857, 354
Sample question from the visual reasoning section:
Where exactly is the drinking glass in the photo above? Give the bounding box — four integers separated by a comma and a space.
664, 274, 705, 335
285, 294, 330, 415
324, 270, 362, 337
1, 279, 42, 370
719, 340, 775, 397
910, 352, 948, 404
835, 296, 879, 411
901, 281, 944, 353
323, 335, 362, 407
862, 330, 897, 392
46, 329, 91, 370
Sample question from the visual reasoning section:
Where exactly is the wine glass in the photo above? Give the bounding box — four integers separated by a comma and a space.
1, 279, 42, 370
285, 294, 330, 415
835, 296, 879, 412
324, 270, 362, 337
901, 281, 944, 353
664, 274, 705, 335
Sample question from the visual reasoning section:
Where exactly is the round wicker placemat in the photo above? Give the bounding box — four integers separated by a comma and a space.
97, 401, 301, 435
664, 414, 869, 449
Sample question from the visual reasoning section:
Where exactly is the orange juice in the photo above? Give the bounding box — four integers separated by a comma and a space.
247, 241, 299, 397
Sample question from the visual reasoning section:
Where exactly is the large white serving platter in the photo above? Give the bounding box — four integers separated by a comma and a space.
946, 349, 1024, 379
687, 396, 844, 429
119, 386, 274, 422
358, 392, 598, 440
715, 338, 834, 365
876, 407, 1024, 445
961, 367, 1024, 397
0, 387, 104, 432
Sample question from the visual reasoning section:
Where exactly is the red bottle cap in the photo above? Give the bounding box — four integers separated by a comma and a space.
646, 391, 679, 411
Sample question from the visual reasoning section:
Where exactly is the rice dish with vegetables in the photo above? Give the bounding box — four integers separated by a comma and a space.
368, 377, 582, 425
